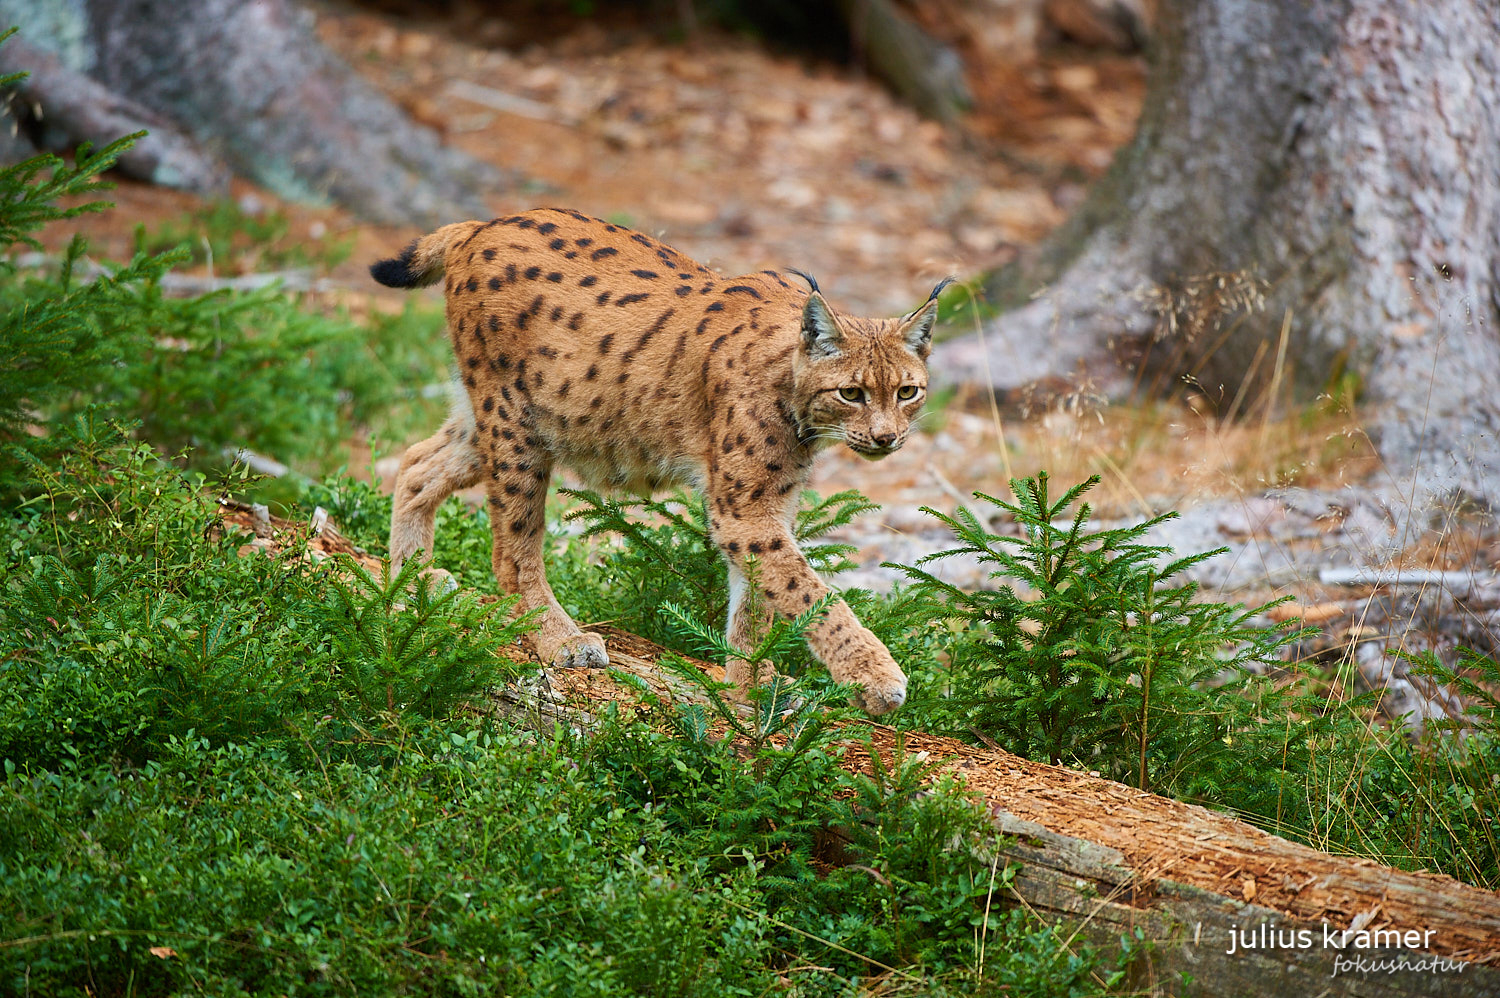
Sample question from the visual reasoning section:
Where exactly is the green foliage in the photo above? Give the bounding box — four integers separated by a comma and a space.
135, 198, 354, 273
897, 473, 1309, 798
582, 653, 1087, 990
1309, 648, 1500, 889
299, 470, 396, 555
895, 473, 1500, 888
323, 558, 535, 720
1408, 646, 1500, 730
656, 592, 855, 771
0, 423, 530, 770
555, 486, 874, 657
0, 129, 448, 492
0, 458, 1097, 994
0, 133, 178, 491
1298, 715, 1500, 890
1, 727, 775, 997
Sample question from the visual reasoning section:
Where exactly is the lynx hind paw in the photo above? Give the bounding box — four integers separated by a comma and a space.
550, 632, 609, 670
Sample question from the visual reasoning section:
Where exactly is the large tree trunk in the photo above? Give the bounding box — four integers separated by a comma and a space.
0, 0, 506, 226
931, 0, 1500, 506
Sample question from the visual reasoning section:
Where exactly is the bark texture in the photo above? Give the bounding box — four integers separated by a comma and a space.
932, 0, 1500, 505
0, 0, 506, 225
837, 0, 972, 121
0, 35, 230, 192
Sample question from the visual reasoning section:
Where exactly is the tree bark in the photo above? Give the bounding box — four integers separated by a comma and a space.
836, 0, 973, 121
931, 0, 1500, 506
0, 35, 230, 192
0, 0, 508, 226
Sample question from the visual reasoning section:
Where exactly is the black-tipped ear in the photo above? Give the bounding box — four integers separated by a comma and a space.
903, 297, 940, 358
926, 276, 955, 303
801, 292, 842, 359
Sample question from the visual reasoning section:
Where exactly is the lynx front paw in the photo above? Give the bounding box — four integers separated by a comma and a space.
548, 632, 609, 670
853, 681, 907, 716
836, 645, 908, 717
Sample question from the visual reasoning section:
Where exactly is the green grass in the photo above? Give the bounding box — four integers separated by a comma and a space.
134, 198, 354, 274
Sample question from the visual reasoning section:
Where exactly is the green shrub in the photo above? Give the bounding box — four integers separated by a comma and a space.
573, 649, 1097, 989
894, 473, 1500, 889
896, 473, 1310, 796
553, 486, 875, 661
135, 198, 354, 273
0, 423, 530, 769
0, 726, 776, 997
1, 587, 1099, 997
0, 130, 177, 493
0, 129, 447, 492
1305, 648, 1500, 889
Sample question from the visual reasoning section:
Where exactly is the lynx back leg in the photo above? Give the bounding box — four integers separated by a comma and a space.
479, 436, 607, 671
390, 413, 483, 586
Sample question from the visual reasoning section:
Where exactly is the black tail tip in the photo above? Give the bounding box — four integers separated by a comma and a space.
370, 241, 420, 288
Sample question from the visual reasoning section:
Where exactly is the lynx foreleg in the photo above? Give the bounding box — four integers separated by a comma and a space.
713, 516, 907, 715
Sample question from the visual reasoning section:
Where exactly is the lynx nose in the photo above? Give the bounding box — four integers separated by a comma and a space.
871, 431, 897, 447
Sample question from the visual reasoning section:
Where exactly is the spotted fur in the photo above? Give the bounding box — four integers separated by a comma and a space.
374, 208, 944, 715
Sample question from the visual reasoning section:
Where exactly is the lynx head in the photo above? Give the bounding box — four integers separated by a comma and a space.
792, 276, 950, 460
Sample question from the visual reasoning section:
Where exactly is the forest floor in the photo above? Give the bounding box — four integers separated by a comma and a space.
53, 3, 1497, 709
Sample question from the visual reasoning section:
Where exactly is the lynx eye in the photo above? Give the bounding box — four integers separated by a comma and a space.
896, 385, 920, 401
838, 386, 865, 403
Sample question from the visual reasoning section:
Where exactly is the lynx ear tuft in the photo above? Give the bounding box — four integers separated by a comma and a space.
800, 292, 843, 359
787, 268, 821, 295
903, 297, 941, 357
900, 278, 952, 357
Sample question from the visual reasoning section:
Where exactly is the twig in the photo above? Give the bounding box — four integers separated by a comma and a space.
1318, 566, 1499, 597
445, 79, 570, 125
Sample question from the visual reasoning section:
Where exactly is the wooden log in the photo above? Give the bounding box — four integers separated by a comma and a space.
225, 506, 1500, 996
540, 645, 1500, 996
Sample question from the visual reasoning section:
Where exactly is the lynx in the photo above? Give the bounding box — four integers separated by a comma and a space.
372, 208, 946, 715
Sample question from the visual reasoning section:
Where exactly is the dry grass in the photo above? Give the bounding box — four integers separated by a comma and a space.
931, 386, 1380, 520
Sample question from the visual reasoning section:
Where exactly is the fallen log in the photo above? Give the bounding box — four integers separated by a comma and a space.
529, 636, 1500, 997
223, 504, 1500, 997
